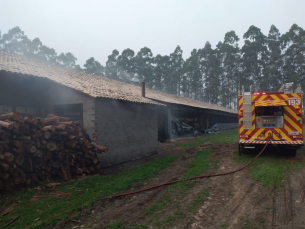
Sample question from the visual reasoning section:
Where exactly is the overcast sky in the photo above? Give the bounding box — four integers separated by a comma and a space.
1, 0, 304, 66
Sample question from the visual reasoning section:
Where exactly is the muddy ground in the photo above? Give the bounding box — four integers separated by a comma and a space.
63, 138, 305, 229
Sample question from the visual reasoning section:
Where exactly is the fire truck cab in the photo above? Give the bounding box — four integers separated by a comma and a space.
238, 83, 303, 156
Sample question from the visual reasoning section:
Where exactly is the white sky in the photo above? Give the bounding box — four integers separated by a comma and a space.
1, 0, 304, 66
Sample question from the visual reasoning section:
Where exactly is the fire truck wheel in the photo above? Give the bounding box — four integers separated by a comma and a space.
239, 144, 244, 156
244, 148, 249, 154
289, 148, 297, 157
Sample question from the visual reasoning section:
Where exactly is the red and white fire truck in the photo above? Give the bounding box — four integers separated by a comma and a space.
238, 83, 303, 156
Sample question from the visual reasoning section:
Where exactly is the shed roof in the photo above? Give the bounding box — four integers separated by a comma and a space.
146, 89, 238, 114
0, 51, 162, 105
0, 51, 237, 114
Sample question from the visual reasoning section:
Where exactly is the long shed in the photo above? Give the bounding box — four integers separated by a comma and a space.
0, 51, 238, 165
0, 51, 162, 166
143, 85, 238, 140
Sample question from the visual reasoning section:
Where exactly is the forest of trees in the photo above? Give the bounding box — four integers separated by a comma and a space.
1, 24, 305, 109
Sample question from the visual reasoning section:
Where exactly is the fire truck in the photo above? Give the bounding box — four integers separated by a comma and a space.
238, 83, 303, 156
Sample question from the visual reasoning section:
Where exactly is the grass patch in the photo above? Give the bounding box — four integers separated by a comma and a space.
187, 190, 209, 212
183, 149, 212, 178
107, 221, 125, 229
0, 155, 176, 229
106, 221, 148, 229
221, 223, 228, 228
178, 129, 238, 148
235, 150, 305, 186
145, 149, 213, 227
171, 149, 212, 191
242, 217, 265, 229
174, 209, 186, 218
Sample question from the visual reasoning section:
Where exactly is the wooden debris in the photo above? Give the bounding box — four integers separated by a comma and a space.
0, 121, 13, 130
0, 203, 17, 216
0, 112, 23, 121
91, 142, 108, 152
31, 191, 39, 202
0, 113, 107, 191
43, 182, 61, 188
0, 197, 14, 212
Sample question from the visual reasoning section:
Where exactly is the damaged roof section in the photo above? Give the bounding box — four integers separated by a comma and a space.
0, 51, 162, 106
145, 88, 238, 114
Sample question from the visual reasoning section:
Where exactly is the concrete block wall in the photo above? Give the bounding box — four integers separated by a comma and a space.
95, 98, 158, 166
0, 72, 159, 167
47, 83, 96, 139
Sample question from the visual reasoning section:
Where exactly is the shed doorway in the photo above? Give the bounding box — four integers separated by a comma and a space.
54, 103, 83, 121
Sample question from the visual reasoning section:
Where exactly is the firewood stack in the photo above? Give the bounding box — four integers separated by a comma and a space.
0, 112, 107, 191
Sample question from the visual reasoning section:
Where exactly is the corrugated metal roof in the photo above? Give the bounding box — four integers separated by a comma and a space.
0, 51, 162, 106
146, 89, 238, 114
0, 51, 237, 114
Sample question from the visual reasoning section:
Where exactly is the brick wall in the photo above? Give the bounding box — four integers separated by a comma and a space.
95, 98, 158, 166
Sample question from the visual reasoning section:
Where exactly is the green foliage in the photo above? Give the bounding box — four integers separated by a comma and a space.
217, 30, 240, 108
107, 221, 125, 229
84, 56, 104, 75
106, 221, 148, 229
133, 47, 155, 87
187, 191, 209, 212
2, 23, 305, 108
170, 149, 211, 192
154, 54, 170, 91
174, 209, 186, 218
145, 148, 212, 227
221, 223, 228, 228
183, 149, 212, 178
0, 155, 176, 229
0, 26, 78, 69
241, 217, 265, 229
234, 150, 305, 187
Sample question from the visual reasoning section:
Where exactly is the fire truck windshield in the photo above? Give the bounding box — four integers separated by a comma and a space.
255, 106, 283, 116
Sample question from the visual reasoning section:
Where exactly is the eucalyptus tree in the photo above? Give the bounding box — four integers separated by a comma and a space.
241, 25, 268, 90
154, 54, 170, 91
26, 37, 43, 58
35, 45, 58, 65
168, 45, 185, 95
182, 49, 203, 100
199, 41, 221, 104
116, 48, 136, 83
105, 49, 120, 80
74, 64, 83, 71
133, 47, 155, 88
0, 26, 30, 54
0, 26, 79, 68
217, 31, 240, 108
57, 52, 77, 69
83, 57, 104, 76
281, 24, 305, 87
216, 41, 230, 107
263, 25, 283, 91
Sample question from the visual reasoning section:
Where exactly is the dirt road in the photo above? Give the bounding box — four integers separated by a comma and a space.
272, 166, 305, 229
190, 143, 273, 229
64, 139, 305, 229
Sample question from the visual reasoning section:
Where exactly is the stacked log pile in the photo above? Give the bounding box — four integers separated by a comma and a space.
0, 112, 107, 191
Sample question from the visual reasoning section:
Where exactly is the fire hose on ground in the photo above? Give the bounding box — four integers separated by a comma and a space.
98, 142, 268, 200
38, 142, 269, 226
